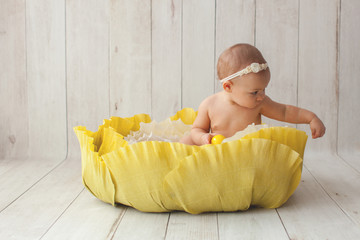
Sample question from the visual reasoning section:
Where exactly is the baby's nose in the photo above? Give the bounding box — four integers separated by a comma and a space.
257, 91, 265, 101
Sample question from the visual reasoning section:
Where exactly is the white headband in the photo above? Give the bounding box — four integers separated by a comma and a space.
220, 62, 268, 84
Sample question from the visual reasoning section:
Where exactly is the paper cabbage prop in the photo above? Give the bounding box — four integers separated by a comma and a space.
74, 108, 307, 214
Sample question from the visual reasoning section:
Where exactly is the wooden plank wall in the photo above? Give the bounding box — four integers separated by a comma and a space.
0, 0, 27, 159
338, 0, 360, 159
26, 0, 67, 159
0, 0, 359, 161
66, 0, 110, 157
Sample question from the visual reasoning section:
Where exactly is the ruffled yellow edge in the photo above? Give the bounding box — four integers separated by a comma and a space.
73, 108, 198, 205
163, 138, 304, 213
74, 108, 307, 212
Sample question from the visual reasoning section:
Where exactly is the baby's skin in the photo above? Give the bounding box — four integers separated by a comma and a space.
181, 44, 326, 146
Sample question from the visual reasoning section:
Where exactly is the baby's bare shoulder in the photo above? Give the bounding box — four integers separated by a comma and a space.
199, 93, 219, 108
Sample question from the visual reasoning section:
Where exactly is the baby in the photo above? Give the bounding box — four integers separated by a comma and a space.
181, 43, 326, 146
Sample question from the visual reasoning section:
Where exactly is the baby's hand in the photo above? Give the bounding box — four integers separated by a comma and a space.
309, 116, 326, 139
200, 133, 213, 145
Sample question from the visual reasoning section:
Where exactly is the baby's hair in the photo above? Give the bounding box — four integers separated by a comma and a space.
217, 43, 267, 80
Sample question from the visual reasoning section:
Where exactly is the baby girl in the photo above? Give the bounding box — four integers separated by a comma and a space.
181, 43, 326, 146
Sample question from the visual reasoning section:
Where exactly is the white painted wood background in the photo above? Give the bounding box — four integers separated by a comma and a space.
1, 0, 360, 239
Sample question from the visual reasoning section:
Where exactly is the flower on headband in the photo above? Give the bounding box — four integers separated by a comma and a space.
250, 63, 261, 73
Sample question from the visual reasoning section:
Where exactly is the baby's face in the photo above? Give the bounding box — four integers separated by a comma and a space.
229, 69, 270, 109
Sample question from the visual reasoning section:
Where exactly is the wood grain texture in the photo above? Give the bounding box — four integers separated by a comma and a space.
66, 0, 110, 157
0, 0, 28, 159
165, 213, 218, 240
2, 157, 360, 239
42, 190, 126, 240
112, 208, 169, 240
277, 166, 360, 239
151, 0, 182, 121
182, 0, 216, 110
215, 0, 255, 93
1, 1, 360, 238
110, 0, 152, 118
256, 0, 298, 128
304, 153, 360, 226
0, 158, 12, 175
26, 0, 67, 159
0, 157, 61, 211
218, 209, 288, 240
338, 0, 360, 155
0, 157, 83, 240
339, 152, 360, 173
297, 0, 339, 153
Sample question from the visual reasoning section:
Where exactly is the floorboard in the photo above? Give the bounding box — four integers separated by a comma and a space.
0, 158, 15, 175
0, 157, 64, 211
0, 153, 360, 239
218, 208, 289, 240
0, 157, 83, 240
338, 152, 360, 173
277, 166, 360, 239
303, 153, 360, 226
111, 208, 169, 240
165, 212, 218, 240
41, 190, 126, 240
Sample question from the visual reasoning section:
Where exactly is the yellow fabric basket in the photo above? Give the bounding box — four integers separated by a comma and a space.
74, 108, 307, 214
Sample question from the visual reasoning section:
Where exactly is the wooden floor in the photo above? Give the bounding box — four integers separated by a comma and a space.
1, 152, 360, 240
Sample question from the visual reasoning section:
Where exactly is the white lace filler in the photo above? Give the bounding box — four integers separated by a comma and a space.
222, 123, 270, 143
124, 119, 192, 144
220, 62, 268, 84
124, 118, 276, 145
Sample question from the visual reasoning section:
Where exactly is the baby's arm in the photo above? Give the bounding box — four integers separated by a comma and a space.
261, 96, 326, 139
191, 99, 213, 145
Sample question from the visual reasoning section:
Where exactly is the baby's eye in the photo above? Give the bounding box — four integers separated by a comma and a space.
251, 89, 266, 96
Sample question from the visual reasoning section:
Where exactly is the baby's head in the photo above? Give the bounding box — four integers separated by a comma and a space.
217, 43, 267, 80
217, 43, 270, 108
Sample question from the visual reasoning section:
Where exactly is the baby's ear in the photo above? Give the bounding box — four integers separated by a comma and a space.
223, 81, 232, 92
